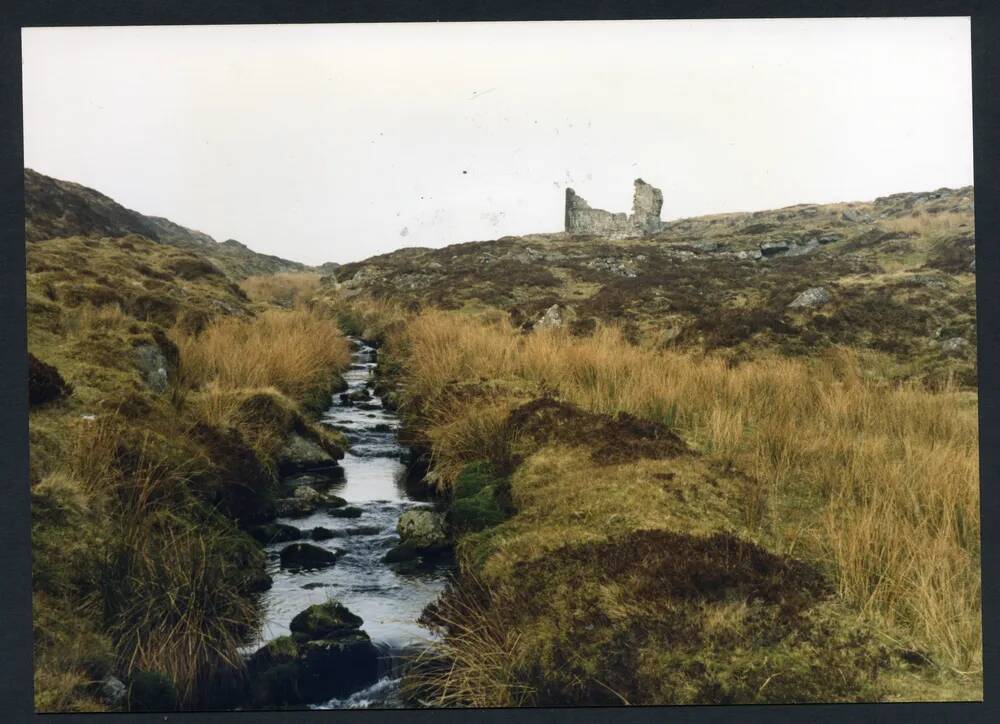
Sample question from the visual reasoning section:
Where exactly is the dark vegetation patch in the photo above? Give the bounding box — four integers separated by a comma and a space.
419, 530, 889, 705
506, 397, 687, 464
516, 530, 830, 614
28, 353, 72, 406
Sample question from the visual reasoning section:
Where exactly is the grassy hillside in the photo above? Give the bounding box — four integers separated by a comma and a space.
25, 168, 313, 279
320, 184, 980, 705
26, 208, 351, 707
330, 299, 980, 705
333, 186, 975, 388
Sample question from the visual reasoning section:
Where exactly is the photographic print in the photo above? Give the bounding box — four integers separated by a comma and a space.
22, 17, 980, 712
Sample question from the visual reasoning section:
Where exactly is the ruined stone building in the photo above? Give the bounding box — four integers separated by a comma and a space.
565, 178, 664, 238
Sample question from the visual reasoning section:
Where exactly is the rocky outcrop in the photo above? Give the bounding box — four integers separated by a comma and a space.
565, 178, 664, 238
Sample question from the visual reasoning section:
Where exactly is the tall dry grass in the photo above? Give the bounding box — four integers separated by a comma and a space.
880, 210, 970, 235
380, 306, 981, 674
239, 272, 323, 307
171, 308, 350, 401
65, 416, 261, 707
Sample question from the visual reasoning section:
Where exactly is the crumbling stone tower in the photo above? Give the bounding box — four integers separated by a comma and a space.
565, 178, 664, 238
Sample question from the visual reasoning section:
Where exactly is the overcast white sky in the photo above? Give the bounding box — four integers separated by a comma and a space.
22, 18, 972, 265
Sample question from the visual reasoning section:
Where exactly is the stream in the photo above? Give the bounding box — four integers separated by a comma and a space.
254, 339, 450, 708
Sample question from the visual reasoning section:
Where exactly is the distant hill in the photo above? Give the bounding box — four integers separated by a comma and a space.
330, 186, 976, 386
24, 168, 311, 279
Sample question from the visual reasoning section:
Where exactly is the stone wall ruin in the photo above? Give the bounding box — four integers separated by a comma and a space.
565, 178, 664, 238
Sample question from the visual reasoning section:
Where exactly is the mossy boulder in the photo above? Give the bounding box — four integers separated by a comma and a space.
289, 601, 363, 642
449, 461, 510, 533
397, 509, 449, 551
328, 505, 363, 519
297, 633, 379, 702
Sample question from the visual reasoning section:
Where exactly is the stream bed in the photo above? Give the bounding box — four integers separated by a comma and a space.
254, 339, 450, 708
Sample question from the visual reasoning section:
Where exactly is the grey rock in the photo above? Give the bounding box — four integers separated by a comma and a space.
788, 287, 832, 309
99, 675, 127, 707
278, 434, 335, 474
940, 337, 970, 355
397, 509, 449, 551
134, 344, 168, 393
536, 304, 564, 330
759, 241, 790, 257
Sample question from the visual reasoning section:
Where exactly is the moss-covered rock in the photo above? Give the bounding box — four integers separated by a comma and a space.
289, 601, 363, 642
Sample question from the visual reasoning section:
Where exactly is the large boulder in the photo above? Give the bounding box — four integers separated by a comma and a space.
279, 543, 340, 570
289, 601, 362, 642
246, 603, 379, 706
277, 433, 337, 475
297, 633, 379, 702
396, 509, 449, 551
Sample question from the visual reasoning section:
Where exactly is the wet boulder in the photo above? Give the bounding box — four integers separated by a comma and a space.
249, 523, 302, 545
310, 527, 336, 541
273, 497, 316, 518
246, 603, 379, 705
277, 433, 337, 475
279, 543, 340, 570
383, 544, 420, 563
297, 632, 379, 702
290, 601, 363, 642
397, 509, 450, 551
328, 505, 363, 518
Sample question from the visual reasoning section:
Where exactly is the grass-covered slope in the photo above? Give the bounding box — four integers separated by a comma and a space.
25, 168, 311, 279
27, 219, 350, 707
329, 291, 980, 705
332, 186, 975, 387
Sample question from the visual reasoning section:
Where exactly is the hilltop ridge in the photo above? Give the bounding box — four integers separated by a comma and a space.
24, 168, 312, 279
331, 185, 976, 387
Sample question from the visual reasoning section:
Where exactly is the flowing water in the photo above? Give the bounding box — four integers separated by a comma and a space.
254, 339, 450, 708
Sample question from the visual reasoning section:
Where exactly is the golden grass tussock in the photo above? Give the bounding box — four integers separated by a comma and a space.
171, 308, 350, 401
366, 301, 980, 676
879, 210, 971, 236
239, 272, 323, 307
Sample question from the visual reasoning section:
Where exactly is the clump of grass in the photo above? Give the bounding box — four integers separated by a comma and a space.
880, 210, 970, 236
62, 415, 264, 707
240, 272, 323, 308
171, 308, 350, 401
